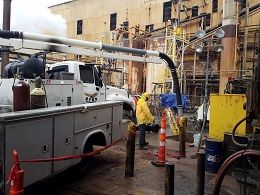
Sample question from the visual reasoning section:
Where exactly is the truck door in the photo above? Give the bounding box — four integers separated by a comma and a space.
80, 64, 106, 103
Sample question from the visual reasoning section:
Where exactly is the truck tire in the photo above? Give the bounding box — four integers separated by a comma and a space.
75, 142, 93, 175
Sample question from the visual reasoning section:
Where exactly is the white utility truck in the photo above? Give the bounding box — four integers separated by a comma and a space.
0, 30, 164, 194
48, 61, 135, 116
0, 60, 135, 117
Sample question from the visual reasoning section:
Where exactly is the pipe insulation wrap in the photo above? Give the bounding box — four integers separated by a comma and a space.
22, 32, 103, 50
146, 50, 160, 57
102, 44, 146, 56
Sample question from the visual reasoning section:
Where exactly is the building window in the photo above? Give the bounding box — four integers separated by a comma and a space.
145, 24, 154, 32
212, 0, 218, 13
163, 1, 172, 22
122, 21, 129, 39
240, 0, 246, 9
192, 6, 199, 17
110, 13, 117, 31
77, 20, 83, 35
205, 13, 211, 27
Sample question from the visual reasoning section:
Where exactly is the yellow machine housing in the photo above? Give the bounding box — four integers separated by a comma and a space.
209, 94, 247, 140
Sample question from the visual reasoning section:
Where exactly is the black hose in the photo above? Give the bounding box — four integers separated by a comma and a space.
213, 150, 260, 195
232, 117, 248, 148
159, 52, 183, 116
0, 30, 22, 39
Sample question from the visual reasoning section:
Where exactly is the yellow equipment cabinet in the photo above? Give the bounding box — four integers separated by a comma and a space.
209, 94, 247, 140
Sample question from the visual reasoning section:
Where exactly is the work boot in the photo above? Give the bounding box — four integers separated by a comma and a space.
139, 145, 149, 150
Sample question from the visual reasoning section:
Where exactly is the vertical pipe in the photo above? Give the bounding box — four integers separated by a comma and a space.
165, 162, 175, 195
194, 49, 210, 157
180, 32, 185, 94
177, 1, 181, 27
125, 122, 136, 177
193, 52, 196, 81
1, 0, 12, 76
219, 0, 237, 93
242, 0, 249, 77
196, 152, 205, 195
178, 117, 186, 157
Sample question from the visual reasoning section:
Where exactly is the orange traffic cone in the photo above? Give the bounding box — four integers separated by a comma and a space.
9, 150, 24, 195
152, 112, 166, 167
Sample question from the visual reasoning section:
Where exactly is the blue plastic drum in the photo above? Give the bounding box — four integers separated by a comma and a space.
205, 138, 223, 173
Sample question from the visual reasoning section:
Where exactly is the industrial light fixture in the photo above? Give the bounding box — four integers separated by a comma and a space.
214, 28, 225, 39
195, 30, 206, 38
214, 44, 224, 52
194, 42, 204, 53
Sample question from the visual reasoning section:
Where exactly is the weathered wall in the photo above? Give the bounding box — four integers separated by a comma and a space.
49, 0, 260, 95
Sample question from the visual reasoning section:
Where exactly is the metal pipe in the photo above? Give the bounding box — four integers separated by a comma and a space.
0, 30, 160, 58
213, 150, 260, 195
194, 49, 210, 156
125, 122, 136, 177
178, 117, 186, 157
231, 117, 248, 148
242, 0, 249, 77
256, 30, 260, 114
196, 152, 205, 195
0, 30, 181, 102
165, 162, 175, 195
1, 0, 12, 75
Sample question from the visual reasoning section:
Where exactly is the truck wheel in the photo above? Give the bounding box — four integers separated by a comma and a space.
75, 142, 93, 175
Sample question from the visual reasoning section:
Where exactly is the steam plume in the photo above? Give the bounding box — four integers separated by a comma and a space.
0, 0, 67, 37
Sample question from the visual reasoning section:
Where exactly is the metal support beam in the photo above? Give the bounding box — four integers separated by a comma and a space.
1, 0, 12, 76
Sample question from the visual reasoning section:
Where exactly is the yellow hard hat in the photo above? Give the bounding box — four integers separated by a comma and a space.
142, 92, 151, 99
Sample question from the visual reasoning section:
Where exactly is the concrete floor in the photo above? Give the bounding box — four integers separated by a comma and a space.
25, 125, 240, 195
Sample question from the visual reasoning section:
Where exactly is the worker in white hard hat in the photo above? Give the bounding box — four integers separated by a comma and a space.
136, 92, 154, 150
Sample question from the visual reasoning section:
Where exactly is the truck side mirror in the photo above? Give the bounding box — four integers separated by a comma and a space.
97, 66, 102, 78
98, 79, 103, 87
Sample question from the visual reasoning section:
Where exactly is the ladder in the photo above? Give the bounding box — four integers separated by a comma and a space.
165, 108, 179, 135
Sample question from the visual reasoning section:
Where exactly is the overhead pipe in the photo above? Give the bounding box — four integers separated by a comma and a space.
0, 30, 183, 115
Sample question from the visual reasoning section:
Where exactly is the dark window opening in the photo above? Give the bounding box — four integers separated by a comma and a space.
77, 20, 83, 35
79, 65, 94, 83
163, 1, 172, 22
93, 67, 102, 87
205, 13, 211, 27
240, 0, 246, 9
212, 0, 218, 13
145, 24, 154, 32
51, 65, 69, 80
110, 13, 117, 31
122, 21, 129, 39
192, 6, 199, 17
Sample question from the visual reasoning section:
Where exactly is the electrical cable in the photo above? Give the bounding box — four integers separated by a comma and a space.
213, 149, 260, 195
231, 117, 248, 148
240, 140, 253, 195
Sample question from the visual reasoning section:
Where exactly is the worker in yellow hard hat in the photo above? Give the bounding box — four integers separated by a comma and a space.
136, 92, 154, 150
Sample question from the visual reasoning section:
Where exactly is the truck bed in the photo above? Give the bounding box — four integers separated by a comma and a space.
0, 101, 123, 194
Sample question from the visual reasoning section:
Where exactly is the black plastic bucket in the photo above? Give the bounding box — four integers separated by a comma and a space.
205, 138, 223, 173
